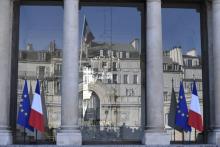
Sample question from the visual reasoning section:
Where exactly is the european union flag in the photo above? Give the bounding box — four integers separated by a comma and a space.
17, 80, 34, 131
175, 81, 191, 132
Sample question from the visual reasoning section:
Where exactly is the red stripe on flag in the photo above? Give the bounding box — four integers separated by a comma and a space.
29, 109, 44, 132
188, 110, 203, 132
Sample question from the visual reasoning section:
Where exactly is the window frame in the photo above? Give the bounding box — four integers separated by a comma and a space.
162, 1, 209, 143
11, 0, 209, 144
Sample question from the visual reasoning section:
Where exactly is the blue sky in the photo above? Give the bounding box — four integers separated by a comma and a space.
162, 8, 201, 54
19, 6, 201, 54
79, 7, 141, 45
19, 6, 64, 50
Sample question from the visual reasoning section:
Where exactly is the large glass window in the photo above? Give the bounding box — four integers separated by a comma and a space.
162, 7, 203, 142
17, 5, 63, 143
15, 1, 206, 144
17, 3, 143, 144
79, 6, 142, 142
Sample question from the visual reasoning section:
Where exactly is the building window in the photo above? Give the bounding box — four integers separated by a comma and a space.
113, 51, 117, 57
165, 113, 168, 126
116, 52, 119, 58
164, 92, 168, 101
113, 74, 117, 84
126, 52, 130, 58
123, 52, 126, 58
119, 52, 123, 58
108, 50, 111, 57
168, 65, 172, 71
162, 7, 203, 134
163, 63, 167, 71
44, 80, 48, 93
133, 75, 138, 84
38, 66, 45, 78
56, 81, 61, 95
18, 4, 142, 142
113, 62, 117, 71
188, 59, 192, 67
17, 5, 64, 143
124, 74, 128, 84
102, 62, 107, 68
13, 0, 207, 143
100, 50, 104, 56
93, 68, 98, 72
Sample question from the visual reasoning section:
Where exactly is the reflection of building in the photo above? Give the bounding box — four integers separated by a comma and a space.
18, 41, 202, 141
79, 41, 141, 129
0, 0, 220, 145
18, 41, 62, 130
163, 47, 202, 141
18, 40, 142, 141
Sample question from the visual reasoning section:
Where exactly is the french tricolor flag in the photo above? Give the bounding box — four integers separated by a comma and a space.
29, 79, 45, 132
188, 80, 203, 132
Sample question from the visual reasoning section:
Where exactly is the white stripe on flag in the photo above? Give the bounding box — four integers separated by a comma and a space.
31, 93, 43, 114
189, 94, 201, 115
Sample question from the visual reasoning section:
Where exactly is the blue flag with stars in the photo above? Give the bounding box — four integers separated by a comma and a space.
175, 81, 191, 132
17, 80, 34, 131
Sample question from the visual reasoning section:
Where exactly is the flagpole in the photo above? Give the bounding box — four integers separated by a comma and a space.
189, 131, 191, 144
171, 78, 176, 142
24, 73, 27, 144
35, 130, 38, 144
189, 76, 194, 144
35, 75, 38, 144
23, 128, 26, 144
195, 129, 197, 143
80, 15, 86, 69
182, 132, 184, 144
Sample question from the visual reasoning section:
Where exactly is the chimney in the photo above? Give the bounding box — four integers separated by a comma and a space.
49, 40, 56, 52
26, 43, 33, 51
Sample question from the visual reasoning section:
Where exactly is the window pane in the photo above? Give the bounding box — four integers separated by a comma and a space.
162, 7, 203, 142
133, 75, 138, 84
79, 6, 142, 142
124, 75, 128, 84
17, 5, 63, 143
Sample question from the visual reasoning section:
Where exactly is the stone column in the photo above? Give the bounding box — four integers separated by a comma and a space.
208, 0, 220, 144
56, 0, 82, 145
142, 0, 169, 145
0, 0, 13, 145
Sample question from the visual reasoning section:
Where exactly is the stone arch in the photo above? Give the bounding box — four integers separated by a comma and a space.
79, 81, 111, 104
79, 81, 113, 124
